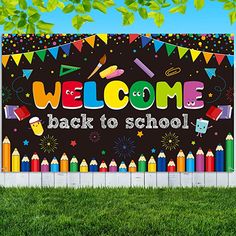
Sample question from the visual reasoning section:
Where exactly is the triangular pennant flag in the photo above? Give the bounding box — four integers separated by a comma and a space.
59, 64, 81, 77
215, 53, 225, 65
61, 44, 71, 56
190, 49, 201, 62
85, 35, 96, 48
203, 52, 213, 64
204, 68, 216, 80
48, 47, 59, 59
129, 34, 139, 44
153, 40, 164, 52
11, 54, 22, 66
2, 55, 10, 68
165, 43, 176, 56
73, 40, 83, 52
177, 46, 188, 59
22, 69, 33, 80
227, 55, 234, 66
36, 50, 46, 62
141, 36, 152, 48
24, 52, 34, 64
97, 34, 108, 44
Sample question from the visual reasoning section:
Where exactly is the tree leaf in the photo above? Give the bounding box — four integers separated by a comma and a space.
128, 2, 139, 11
116, 7, 129, 13
57, 1, 65, 9
26, 23, 35, 33
123, 12, 135, 25
148, 11, 157, 18
138, 7, 148, 19
169, 5, 186, 14
4, 21, 15, 31
81, 15, 93, 22
36, 20, 54, 31
149, 0, 161, 10
72, 15, 84, 30
194, 0, 205, 10
28, 13, 40, 23
28, 6, 38, 16
0, 16, 6, 25
47, 0, 58, 12
19, 0, 27, 10
32, 0, 44, 7
154, 12, 164, 27
224, 2, 234, 10
75, 4, 85, 13
83, 0, 92, 12
172, 0, 180, 4
17, 18, 26, 28
162, 3, 171, 8
63, 4, 75, 13
104, 0, 115, 7
229, 11, 236, 24
92, 1, 107, 13
125, 0, 136, 5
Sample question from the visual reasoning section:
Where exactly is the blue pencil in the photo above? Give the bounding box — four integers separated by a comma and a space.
215, 144, 224, 172
21, 155, 30, 171
186, 151, 195, 172
157, 150, 166, 172
50, 157, 59, 172
89, 158, 98, 172
119, 161, 127, 172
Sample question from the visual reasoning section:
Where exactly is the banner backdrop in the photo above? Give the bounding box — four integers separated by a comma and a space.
1, 34, 234, 172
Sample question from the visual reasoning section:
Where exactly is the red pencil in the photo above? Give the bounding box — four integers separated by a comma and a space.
31, 152, 40, 172
206, 149, 214, 172
99, 160, 107, 172
167, 159, 176, 172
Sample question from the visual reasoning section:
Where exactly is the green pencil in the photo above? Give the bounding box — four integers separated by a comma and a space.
138, 154, 146, 172
70, 156, 78, 172
226, 133, 234, 172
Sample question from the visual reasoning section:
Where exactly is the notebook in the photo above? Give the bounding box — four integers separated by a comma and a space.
4, 105, 19, 119
206, 106, 222, 121
218, 105, 232, 119
14, 106, 31, 121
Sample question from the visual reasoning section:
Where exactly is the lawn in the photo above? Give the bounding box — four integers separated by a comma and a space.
0, 187, 236, 235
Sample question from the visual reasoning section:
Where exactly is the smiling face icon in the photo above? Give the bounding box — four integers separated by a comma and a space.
29, 117, 44, 136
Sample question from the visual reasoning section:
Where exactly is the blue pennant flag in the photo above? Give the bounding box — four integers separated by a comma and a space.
49, 47, 59, 59
61, 44, 71, 55
141, 36, 152, 48
227, 55, 234, 67
22, 69, 33, 79
204, 68, 216, 80
153, 40, 164, 52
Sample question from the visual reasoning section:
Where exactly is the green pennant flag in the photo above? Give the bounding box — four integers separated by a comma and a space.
59, 64, 81, 77
24, 52, 34, 64
165, 43, 176, 56
36, 50, 47, 62
177, 46, 188, 59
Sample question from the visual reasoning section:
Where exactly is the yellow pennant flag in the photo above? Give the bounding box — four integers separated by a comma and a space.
85, 35, 96, 48
190, 49, 201, 62
202, 52, 213, 64
2, 55, 10, 68
24, 52, 34, 64
97, 34, 108, 44
11, 54, 22, 66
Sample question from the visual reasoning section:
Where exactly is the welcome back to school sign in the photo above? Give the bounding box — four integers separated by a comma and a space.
1, 34, 234, 173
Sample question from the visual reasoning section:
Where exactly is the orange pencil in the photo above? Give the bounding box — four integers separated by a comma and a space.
60, 153, 68, 172
177, 150, 185, 172
128, 160, 137, 172
2, 136, 11, 172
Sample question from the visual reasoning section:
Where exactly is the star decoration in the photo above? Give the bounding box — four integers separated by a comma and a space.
137, 131, 143, 138
191, 140, 196, 145
151, 148, 156, 154
208, 93, 213, 98
101, 149, 106, 155
70, 140, 77, 147
25, 93, 30, 98
23, 139, 29, 146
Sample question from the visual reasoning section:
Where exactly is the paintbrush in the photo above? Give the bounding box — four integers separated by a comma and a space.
87, 54, 107, 80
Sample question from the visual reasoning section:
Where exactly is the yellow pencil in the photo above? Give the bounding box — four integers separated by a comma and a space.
80, 159, 88, 172
60, 153, 68, 172
2, 136, 11, 172
148, 156, 156, 172
12, 148, 20, 172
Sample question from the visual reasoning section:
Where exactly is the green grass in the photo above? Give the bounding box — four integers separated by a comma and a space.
0, 188, 236, 236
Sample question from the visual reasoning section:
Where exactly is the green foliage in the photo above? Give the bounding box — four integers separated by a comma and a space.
0, 0, 235, 33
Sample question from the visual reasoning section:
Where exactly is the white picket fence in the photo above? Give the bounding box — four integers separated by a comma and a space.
0, 172, 236, 188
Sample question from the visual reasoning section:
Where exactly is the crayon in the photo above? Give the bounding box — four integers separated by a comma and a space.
177, 150, 185, 172
128, 160, 137, 172
226, 133, 234, 172
134, 58, 155, 78
186, 151, 195, 172
12, 148, 20, 172
50, 157, 59, 172
215, 144, 224, 172
60, 153, 68, 172
157, 150, 166, 172
109, 159, 117, 172
21, 155, 30, 172
99, 160, 107, 172
119, 161, 127, 172
80, 159, 88, 172
167, 159, 176, 172
2, 136, 11, 172
106, 69, 124, 79
99, 65, 117, 78
31, 152, 40, 172
196, 147, 204, 172
41, 158, 49, 172
89, 158, 98, 172
148, 156, 156, 172
70, 155, 78, 172
206, 149, 214, 172
138, 154, 146, 172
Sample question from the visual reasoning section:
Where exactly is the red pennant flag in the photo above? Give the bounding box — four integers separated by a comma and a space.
73, 40, 83, 52
215, 53, 225, 65
129, 34, 139, 44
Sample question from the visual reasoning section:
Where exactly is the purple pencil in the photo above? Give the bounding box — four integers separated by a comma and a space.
41, 158, 49, 172
109, 159, 117, 172
196, 147, 204, 172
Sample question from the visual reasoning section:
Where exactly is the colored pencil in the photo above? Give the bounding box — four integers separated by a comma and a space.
215, 144, 224, 172
2, 136, 11, 172
41, 158, 49, 172
31, 152, 40, 172
157, 150, 166, 172
138, 154, 146, 172
196, 147, 204, 172
128, 160, 137, 172
167, 159, 176, 172
60, 153, 68, 172
12, 148, 20, 172
21, 155, 30, 172
89, 158, 98, 172
148, 156, 156, 172
109, 159, 117, 172
70, 155, 78, 172
206, 149, 214, 172
177, 150, 185, 172
99, 160, 107, 172
119, 161, 127, 172
186, 151, 195, 172
80, 159, 88, 172
226, 133, 234, 172
50, 157, 59, 172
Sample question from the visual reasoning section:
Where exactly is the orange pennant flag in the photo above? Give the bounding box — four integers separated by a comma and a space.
2, 55, 10, 68
203, 51, 213, 64
215, 53, 225, 65
97, 34, 108, 44
11, 54, 22, 66
190, 49, 201, 62
85, 35, 96, 48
